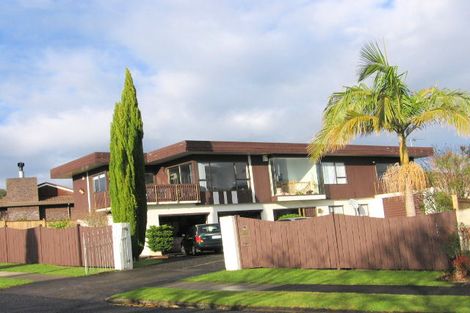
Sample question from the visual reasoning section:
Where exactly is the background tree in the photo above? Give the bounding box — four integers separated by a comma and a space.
109, 68, 147, 259
309, 42, 470, 216
0, 189, 6, 199
427, 146, 470, 199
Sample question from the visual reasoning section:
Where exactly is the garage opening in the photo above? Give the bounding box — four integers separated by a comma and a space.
217, 210, 262, 221
159, 214, 208, 237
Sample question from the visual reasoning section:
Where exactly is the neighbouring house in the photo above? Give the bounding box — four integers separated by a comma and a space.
0, 164, 74, 221
50, 140, 433, 254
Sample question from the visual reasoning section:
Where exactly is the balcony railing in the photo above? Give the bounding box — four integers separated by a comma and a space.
146, 184, 200, 203
93, 191, 110, 209
274, 181, 323, 196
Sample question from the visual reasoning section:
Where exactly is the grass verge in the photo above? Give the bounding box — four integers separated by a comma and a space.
186, 268, 451, 287
0, 263, 112, 277
0, 277, 32, 289
110, 287, 470, 313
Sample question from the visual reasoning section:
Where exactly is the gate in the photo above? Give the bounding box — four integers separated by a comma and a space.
82, 226, 114, 274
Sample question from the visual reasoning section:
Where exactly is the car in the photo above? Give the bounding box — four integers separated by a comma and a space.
181, 223, 222, 255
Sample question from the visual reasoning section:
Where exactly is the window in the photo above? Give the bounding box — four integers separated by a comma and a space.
357, 204, 369, 216
376, 163, 393, 179
270, 158, 321, 195
328, 205, 344, 215
197, 162, 250, 192
93, 173, 106, 193
322, 162, 347, 184
145, 173, 154, 185
168, 163, 193, 185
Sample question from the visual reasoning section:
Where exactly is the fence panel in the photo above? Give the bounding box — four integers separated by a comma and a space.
40, 226, 82, 266
81, 226, 114, 269
0, 228, 7, 262
236, 211, 457, 271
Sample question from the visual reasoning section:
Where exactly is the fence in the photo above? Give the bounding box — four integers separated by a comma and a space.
231, 211, 457, 271
0, 225, 114, 267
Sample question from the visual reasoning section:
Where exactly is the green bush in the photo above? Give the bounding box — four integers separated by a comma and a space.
278, 213, 301, 220
146, 225, 174, 254
48, 220, 71, 229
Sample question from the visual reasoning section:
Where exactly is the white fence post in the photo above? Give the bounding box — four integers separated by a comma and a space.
220, 216, 242, 271
112, 223, 133, 270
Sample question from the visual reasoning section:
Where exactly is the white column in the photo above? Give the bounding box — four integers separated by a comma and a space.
220, 216, 242, 271
112, 223, 133, 270
261, 207, 275, 221
207, 208, 218, 224
248, 155, 256, 203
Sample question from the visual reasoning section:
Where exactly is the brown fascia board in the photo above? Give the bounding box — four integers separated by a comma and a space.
50, 140, 434, 177
145, 140, 434, 165
50, 152, 110, 179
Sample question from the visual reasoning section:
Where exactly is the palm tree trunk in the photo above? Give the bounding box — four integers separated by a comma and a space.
399, 134, 416, 217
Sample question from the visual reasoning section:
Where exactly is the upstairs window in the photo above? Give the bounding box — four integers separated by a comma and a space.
322, 162, 347, 184
376, 163, 393, 179
197, 162, 250, 192
93, 173, 106, 193
144, 173, 154, 185
168, 163, 193, 185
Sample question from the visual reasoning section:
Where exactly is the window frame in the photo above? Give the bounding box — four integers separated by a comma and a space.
167, 162, 193, 185
328, 205, 344, 215
322, 162, 347, 184
93, 173, 107, 193
197, 161, 250, 192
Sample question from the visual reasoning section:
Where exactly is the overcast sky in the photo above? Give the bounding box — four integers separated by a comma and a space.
1, 0, 469, 188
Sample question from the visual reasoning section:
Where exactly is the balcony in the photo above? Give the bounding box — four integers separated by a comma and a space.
146, 184, 201, 204
93, 191, 110, 209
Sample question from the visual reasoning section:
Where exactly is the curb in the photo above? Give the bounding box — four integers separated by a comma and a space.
106, 297, 360, 312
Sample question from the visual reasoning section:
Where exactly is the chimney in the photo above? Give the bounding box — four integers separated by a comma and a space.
17, 162, 25, 178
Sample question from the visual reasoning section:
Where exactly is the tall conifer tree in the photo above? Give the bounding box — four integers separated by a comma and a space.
109, 69, 147, 259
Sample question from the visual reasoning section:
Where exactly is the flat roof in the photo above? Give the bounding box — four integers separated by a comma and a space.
50, 140, 434, 179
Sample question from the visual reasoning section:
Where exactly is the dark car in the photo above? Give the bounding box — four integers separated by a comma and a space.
181, 223, 222, 255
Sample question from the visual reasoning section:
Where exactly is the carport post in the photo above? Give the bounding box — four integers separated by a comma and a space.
220, 216, 242, 271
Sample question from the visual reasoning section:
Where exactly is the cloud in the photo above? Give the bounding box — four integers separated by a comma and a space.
0, 0, 470, 187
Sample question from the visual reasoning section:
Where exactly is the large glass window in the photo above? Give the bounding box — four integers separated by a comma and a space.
93, 173, 106, 193
270, 158, 321, 196
197, 162, 250, 192
376, 162, 393, 179
145, 173, 154, 185
168, 163, 193, 184
322, 162, 347, 184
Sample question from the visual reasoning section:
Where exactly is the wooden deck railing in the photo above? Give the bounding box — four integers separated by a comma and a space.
146, 184, 200, 203
93, 192, 110, 209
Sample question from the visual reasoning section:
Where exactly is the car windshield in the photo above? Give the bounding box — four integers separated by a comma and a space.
199, 225, 220, 233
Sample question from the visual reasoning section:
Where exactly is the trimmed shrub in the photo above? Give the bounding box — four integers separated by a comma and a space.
146, 225, 174, 254
48, 220, 71, 229
278, 213, 301, 220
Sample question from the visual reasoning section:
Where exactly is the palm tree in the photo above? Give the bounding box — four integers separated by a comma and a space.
309, 42, 470, 216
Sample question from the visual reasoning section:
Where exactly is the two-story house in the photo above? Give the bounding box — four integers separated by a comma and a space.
50, 141, 432, 238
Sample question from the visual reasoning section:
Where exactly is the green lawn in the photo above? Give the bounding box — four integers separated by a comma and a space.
0, 277, 32, 289
186, 268, 451, 287
0, 263, 112, 277
111, 287, 470, 313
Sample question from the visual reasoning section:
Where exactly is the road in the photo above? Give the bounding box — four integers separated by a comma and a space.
0, 254, 254, 313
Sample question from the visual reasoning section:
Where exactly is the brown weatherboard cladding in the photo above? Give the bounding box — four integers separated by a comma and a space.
236, 211, 456, 270
383, 195, 422, 218
71, 166, 108, 219
250, 155, 272, 203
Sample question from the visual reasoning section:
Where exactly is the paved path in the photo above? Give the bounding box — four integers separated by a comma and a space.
0, 254, 235, 313
0, 271, 68, 282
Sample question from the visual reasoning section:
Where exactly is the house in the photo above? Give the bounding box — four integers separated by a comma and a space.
0, 164, 74, 221
50, 140, 432, 240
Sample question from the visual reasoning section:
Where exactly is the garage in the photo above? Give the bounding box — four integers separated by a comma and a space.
159, 214, 208, 237
217, 210, 262, 221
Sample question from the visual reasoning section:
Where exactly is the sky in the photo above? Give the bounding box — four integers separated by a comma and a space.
0, 0, 469, 188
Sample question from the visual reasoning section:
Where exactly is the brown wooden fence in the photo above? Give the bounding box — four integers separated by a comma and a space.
0, 225, 113, 267
236, 211, 457, 271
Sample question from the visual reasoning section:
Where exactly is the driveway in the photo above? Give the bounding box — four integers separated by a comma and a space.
0, 254, 239, 313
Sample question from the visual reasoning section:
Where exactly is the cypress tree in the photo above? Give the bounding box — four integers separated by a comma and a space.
109, 68, 147, 259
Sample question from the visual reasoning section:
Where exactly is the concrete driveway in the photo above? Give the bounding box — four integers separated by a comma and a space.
0, 254, 236, 313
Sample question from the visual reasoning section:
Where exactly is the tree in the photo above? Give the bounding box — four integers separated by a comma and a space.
0, 189, 6, 199
309, 42, 470, 216
146, 225, 174, 254
109, 68, 147, 259
427, 146, 470, 199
